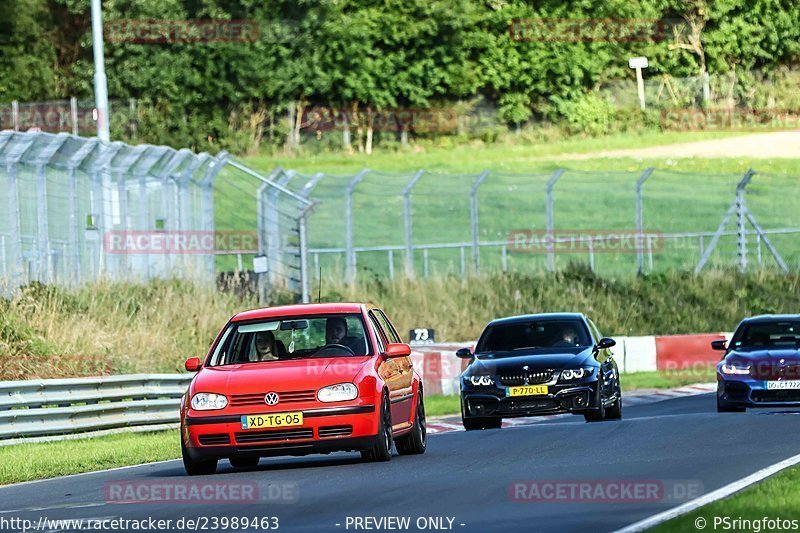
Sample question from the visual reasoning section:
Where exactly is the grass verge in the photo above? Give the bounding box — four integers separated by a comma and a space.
0, 430, 179, 486
653, 464, 800, 531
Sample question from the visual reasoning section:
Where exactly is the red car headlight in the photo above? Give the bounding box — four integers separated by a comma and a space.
191, 392, 229, 410
317, 383, 358, 403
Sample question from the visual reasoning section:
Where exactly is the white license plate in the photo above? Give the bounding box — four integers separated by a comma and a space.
766, 380, 800, 390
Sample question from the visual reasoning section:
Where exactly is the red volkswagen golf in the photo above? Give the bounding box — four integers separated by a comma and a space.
180, 303, 426, 475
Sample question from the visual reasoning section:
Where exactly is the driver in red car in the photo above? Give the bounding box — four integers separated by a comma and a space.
326, 317, 364, 353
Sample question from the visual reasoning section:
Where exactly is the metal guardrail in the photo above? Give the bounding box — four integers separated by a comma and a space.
0, 374, 192, 440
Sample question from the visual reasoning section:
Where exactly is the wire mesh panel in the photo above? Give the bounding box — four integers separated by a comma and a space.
351, 171, 414, 279
297, 165, 800, 280
643, 169, 744, 271
410, 172, 475, 276
0, 132, 306, 300
478, 171, 553, 273
743, 172, 800, 271
551, 169, 640, 275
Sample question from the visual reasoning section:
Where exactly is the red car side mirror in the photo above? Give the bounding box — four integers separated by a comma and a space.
385, 343, 411, 358
185, 357, 202, 372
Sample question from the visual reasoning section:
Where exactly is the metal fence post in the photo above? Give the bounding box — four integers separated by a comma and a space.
256, 182, 270, 300
695, 169, 754, 274
199, 151, 227, 285
345, 169, 368, 283
137, 173, 150, 280
38, 135, 69, 283
470, 171, 490, 274
636, 168, 654, 274
6, 162, 22, 289
736, 171, 754, 273
70, 97, 78, 136
299, 201, 317, 303
265, 168, 295, 288
68, 167, 80, 285
12, 101, 18, 131
66, 138, 100, 286
404, 170, 424, 277
546, 168, 565, 271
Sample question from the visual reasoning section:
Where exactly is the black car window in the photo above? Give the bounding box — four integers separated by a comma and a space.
375, 309, 402, 344
732, 321, 800, 348
368, 312, 388, 353
587, 319, 602, 343
208, 314, 372, 365
476, 319, 592, 353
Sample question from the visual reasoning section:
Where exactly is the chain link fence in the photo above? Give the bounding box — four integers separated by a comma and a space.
0, 131, 312, 301
269, 167, 800, 283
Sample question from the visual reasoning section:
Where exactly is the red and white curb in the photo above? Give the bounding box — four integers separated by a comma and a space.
426, 383, 716, 435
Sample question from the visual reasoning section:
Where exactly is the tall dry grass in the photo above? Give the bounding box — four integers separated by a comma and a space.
327, 266, 800, 341
2, 266, 799, 380
0, 279, 258, 380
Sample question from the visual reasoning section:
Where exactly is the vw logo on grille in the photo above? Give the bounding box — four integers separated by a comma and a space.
264, 392, 280, 406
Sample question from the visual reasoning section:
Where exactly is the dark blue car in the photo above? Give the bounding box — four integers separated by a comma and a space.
715, 315, 800, 412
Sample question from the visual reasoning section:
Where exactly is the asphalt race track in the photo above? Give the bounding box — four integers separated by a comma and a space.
3, 393, 800, 533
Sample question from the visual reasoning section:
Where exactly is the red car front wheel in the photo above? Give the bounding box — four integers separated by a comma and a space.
361, 393, 392, 462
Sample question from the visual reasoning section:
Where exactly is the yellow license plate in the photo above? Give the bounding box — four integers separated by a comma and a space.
507, 385, 548, 397
241, 412, 303, 429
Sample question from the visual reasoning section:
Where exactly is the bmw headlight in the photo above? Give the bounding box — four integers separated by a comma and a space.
190, 392, 228, 411
559, 367, 593, 381
317, 383, 359, 402
466, 375, 494, 387
721, 363, 751, 375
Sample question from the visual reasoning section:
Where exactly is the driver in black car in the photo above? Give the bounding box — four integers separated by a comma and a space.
325, 317, 363, 353
552, 326, 579, 347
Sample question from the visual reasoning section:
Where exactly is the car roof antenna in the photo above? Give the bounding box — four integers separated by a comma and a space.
317, 265, 322, 303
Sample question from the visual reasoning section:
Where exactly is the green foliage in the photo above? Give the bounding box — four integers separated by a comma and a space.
1, 0, 798, 151
552, 92, 616, 136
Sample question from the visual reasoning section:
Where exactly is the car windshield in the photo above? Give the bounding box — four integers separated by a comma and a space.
475, 319, 591, 354
733, 321, 800, 349
209, 314, 371, 365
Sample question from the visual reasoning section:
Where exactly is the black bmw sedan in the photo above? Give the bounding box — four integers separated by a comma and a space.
457, 313, 621, 429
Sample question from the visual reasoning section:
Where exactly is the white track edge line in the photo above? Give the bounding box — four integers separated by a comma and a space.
613, 451, 800, 533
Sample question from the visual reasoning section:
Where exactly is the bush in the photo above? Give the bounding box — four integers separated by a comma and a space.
553, 92, 617, 136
